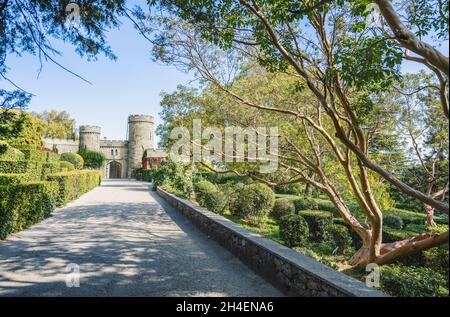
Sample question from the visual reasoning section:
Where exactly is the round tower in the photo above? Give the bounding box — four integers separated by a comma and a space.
127, 115, 154, 177
79, 125, 101, 152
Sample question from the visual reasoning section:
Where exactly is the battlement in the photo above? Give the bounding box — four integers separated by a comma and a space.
128, 115, 154, 123
79, 125, 101, 134
100, 140, 129, 147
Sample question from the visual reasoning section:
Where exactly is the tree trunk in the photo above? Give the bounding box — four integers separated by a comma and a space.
304, 172, 315, 197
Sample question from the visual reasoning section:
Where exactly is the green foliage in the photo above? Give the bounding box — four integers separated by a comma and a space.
380, 265, 448, 297
274, 183, 304, 196
315, 199, 338, 214
0, 181, 58, 239
0, 173, 30, 186
153, 161, 193, 199
78, 148, 105, 168
279, 213, 310, 247
15, 146, 48, 162
298, 210, 333, 242
58, 161, 75, 172
230, 183, 275, 225
194, 180, 227, 214
47, 170, 102, 206
0, 111, 46, 147
60, 153, 84, 170
383, 214, 404, 229
0, 141, 24, 161
133, 168, 155, 182
328, 224, 353, 255
271, 198, 295, 220
293, 197, 319, 212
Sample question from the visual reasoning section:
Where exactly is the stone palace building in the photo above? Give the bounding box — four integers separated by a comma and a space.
43, 114, 166, 179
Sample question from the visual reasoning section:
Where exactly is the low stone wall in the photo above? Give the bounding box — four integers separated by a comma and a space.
157, 187, 387, 297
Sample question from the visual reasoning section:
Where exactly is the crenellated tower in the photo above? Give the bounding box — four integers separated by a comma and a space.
79, 125, 101, 152
127, 115, 154, 177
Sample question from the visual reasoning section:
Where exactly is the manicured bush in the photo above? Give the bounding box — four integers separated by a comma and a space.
59, 161, 75, 172
0, 142, 25, 161
275, 183, 304, 196
230, 183, 275, 225
153, 161, 193, 199
293, 197, 319, 212
0, 181, 58, 239
60, 153, 84, 169
380, 265, 448, 297
329, 224, 353, 254
134, 168, 154, 182
194, 180, 227, 214
41, 162, 63, 179
0, 173, 31, 186
272, 198, 295, 220
15, 146, 48, 162
0, 161, 43, 181
298, 210, 333, 242
78, 148, 105, 168
46, 151, 60, 162
383, 213, 404, 229
333, 217, 362, 249
315, 199, 338, 214
47, 170, 101, 206
279, 213, 310, 247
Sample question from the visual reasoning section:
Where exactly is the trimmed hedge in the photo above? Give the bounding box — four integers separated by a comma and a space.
293, 197, 319, 212
280, 212, 310, 247
46, 151, 60, 162
194, 180, 227, 214
329, 224, 353, 254
47, 170, 101, 206
0, 173, 31, 186
272, 198, 295, 220
383, 213, 404, 229
0, 181, 58, 239
59, 161, 75, 172
230, 183, 275, 225
0, 142, 25, 161
298, 210, 333, 242
16, 147, 48, 162
60, 153, 84, 169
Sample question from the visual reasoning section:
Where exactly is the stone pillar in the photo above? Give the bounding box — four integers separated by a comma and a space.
127, 115, 154, 177
79, 125, 101, 152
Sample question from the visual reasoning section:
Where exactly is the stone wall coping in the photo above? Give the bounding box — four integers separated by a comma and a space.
157, 187, 387, 297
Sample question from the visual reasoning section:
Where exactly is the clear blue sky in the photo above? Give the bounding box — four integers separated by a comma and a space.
3, 10, 194, 144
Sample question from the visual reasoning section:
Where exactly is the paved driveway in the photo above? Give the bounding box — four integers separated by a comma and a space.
0, 179, 282, 296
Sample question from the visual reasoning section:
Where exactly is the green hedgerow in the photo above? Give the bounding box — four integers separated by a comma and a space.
279, 212, 310, 247
272, 198, 295, 220
380, 265, 448, 297
230, 183, 275, 225
78, 148, 105, 168
383, 213, 404, 229
328, 224, 353, 254
60, 153, 84, 169
194, 180, 227, 214
298, 210, 333, 242
293, 197, 319, 212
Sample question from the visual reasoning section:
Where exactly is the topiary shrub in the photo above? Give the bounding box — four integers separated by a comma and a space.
380, 265, 448, 297
298, 210, 333, 242
0, 181, 58, 239
315, 199, 338, 214
329, 224, 353, 254
0, 173, 31, 186
272, 198, 295, 220
60, 153, 84, 169
47, 170, 101, 206
230, 183, 275, 225
78, 148, 105, 168
0, 142, 25, 161
59, 161, 75, 172
293, 197, 319, 212
194, 180, 227, 214
383, 213, 404, 229
279, 213, 310, 247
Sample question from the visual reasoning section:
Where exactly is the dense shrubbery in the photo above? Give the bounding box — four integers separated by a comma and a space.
328, 224, 353, 254
0, 141, 25, 161
272, 198, 295, 220
230, 183, 275, 225
153, 162, 193, 199
383, 213, 404, 229
47, 170, 101, 206
279, 213, 309, 247
0, 181, 58, 239
298, 210, 333, 242
194, 180, 227, 214
380, 265, 448, 297
59, 161, 75, 172
78, 148, 105, 168
293, 197, 319, 212
133, 168, 155, 182
60, 153, 84, 169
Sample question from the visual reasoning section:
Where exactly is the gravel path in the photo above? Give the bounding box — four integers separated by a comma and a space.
0, 179, 282, 297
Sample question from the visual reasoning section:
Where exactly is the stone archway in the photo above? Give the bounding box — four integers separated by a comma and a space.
108, 161, 122, 179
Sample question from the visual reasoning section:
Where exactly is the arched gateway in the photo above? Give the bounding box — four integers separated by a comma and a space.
108, 161, 122, 179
